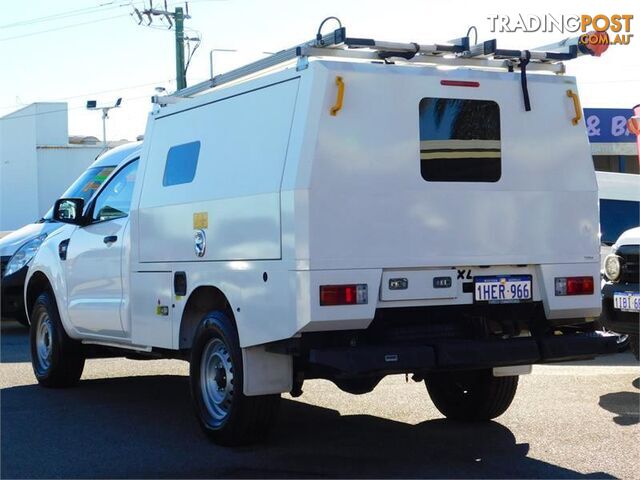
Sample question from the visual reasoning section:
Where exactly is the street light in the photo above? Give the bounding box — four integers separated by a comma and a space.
86, 97, 122, 146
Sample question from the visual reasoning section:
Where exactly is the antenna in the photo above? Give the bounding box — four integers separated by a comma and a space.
86, 98, 122, 146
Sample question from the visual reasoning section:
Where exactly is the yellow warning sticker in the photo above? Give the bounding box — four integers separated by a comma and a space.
193, 212, 208, 229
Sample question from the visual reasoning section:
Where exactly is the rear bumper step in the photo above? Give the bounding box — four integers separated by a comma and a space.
308, 334, 618, 374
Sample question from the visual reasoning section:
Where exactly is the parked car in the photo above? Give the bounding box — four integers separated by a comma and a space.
596, 171, 640, 263
601, 227, 640, 359
593, 172, 640, 348
25, 25, 616, 446
0, 142, 141, 326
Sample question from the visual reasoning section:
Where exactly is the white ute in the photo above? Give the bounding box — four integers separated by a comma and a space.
26, 21, 617, 445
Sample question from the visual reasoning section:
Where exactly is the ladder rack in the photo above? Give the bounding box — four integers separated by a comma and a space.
153, 24, 596, 106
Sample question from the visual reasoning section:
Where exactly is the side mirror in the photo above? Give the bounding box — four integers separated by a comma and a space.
53, 198, 86, 225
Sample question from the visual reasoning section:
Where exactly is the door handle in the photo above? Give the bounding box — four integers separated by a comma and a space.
103, 235, 118, 244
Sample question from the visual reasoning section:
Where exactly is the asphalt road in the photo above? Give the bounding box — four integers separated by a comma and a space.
1, 320, 638, 479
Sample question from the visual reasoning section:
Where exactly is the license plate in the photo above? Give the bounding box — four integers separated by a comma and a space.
613, 292, 640, 312
474, 275, 532, 303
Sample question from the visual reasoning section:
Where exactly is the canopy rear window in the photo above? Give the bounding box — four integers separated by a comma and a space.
419, 98, 501, 182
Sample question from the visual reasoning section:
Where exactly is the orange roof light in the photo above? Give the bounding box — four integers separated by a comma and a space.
628, 116, 640, 136
581, 31, 609, 57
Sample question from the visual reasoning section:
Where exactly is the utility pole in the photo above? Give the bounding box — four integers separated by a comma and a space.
174, 7, 186, 90
133, 2, 196, 91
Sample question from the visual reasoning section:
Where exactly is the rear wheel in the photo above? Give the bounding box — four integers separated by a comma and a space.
425, 369, 518, 421
29, 292, 85, 387
189, 311, 280, 446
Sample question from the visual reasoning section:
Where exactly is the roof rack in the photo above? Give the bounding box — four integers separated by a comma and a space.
152, 22, 602, 106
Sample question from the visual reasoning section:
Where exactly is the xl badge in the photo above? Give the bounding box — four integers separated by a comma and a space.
194, 229, 206, 257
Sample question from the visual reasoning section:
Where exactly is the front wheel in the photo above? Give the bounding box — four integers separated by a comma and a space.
189, 311, 280, 446
29, 292, 85, 387
425, 369, 518, 421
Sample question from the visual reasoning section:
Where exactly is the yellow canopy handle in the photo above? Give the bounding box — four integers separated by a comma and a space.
330, 76, 344, 116
566, 89, 582, 126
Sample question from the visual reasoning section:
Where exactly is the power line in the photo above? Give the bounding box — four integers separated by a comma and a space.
0, 14, 129, 42
0, 3, 115, 29
0, 0, 218, 30
0, 0, 214, 42
0, 2, 128, 29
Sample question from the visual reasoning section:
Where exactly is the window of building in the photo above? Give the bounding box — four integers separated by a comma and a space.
419, 98, 501, 182
163, 141, 201, 186
593, 155, 640, 174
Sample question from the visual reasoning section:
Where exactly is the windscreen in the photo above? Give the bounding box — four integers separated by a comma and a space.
42, 166, 115, 221
599, 199, 640, 245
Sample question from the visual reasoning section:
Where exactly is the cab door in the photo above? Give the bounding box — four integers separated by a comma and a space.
66, 160, 139, 338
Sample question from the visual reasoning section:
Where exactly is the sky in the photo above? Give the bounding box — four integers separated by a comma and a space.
1, 0, 638, 141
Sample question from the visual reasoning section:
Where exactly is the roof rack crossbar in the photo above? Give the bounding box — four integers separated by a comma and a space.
344, 36, 470, 57
493, 45, 578, 62
461, 39, 497, 58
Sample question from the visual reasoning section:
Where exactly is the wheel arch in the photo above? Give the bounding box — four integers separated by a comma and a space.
178, 285, 236, 350
25, 270, 54, 323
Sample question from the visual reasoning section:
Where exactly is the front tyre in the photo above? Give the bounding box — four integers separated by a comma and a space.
189, 311, 280, 446
425, 370, 518, 421
29, 292, 85, 387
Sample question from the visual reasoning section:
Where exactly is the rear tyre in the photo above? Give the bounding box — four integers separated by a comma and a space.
29, 292, 85, 387
630, 334, 639, 360
189, 311, 280, 446
425, 369, 518, 421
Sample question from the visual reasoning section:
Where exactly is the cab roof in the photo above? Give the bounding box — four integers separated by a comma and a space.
91, 142, 142, 168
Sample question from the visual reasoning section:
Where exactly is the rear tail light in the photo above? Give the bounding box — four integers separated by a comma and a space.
320, 284, 368, 306
554, 276, 594, 296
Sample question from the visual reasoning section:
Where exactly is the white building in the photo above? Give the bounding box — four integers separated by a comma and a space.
0, 103, 124, 232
